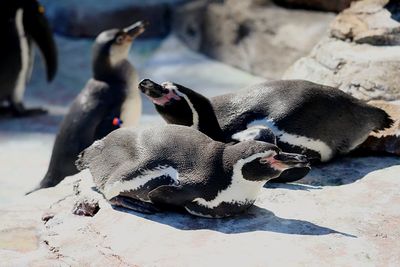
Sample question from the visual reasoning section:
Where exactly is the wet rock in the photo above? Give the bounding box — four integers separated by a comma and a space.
72, 197, 100, 217
284, 1, 400, 101
272, 0, 354, 12
40, 0, 191, 38
331, 0, 400, 45
358, 101, 400, 155
173, 0, 334, 79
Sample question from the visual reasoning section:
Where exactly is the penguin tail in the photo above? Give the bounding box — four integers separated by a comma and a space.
373, 108, 394, 133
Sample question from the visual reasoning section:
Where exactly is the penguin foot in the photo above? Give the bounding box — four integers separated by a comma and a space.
109, 196, 160, 214
269, 167, 311, 183
10, 103, 47, 117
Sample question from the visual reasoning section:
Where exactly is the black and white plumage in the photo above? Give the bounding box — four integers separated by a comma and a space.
27, 21, 147, 193
76, 125, 309, 218
0, 0, 57, 116
140, 79, 393, 163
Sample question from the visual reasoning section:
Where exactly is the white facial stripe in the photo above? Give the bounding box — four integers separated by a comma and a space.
247, 119, 332, 162
162, 82, 200, 129
192, 151, 274, 209
13, 9, 29, 103
103, 166, 178, 200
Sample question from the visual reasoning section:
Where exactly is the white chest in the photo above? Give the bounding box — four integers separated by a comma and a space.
13, 8, 30, 103
120, 74, 141, 127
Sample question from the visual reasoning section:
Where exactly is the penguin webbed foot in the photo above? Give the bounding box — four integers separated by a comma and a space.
8, 102, 47, 117
109, 196, 160, 214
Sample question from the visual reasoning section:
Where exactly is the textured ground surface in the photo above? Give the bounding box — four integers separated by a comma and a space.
0, 35, 399, 266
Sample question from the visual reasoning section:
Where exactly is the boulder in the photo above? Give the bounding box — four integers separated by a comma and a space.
284, 0, 400, 101
173, 0, 335, 79
40, 0, 191, 38
331, 0, 400, 45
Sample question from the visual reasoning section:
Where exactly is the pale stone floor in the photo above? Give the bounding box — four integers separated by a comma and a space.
0, 35, 399, 266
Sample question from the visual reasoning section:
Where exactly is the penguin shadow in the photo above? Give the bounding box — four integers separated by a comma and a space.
113, 205, 355, 237
267, 155, 399, 189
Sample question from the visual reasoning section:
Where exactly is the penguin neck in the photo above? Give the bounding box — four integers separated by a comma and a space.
178, 91, 225, 143
92, 55, 132, 84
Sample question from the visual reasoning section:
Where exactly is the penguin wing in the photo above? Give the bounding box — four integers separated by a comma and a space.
148, 185, 190, 208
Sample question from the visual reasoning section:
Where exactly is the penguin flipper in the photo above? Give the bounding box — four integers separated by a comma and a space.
109, 196, 160, 214
148, 185, 189, 208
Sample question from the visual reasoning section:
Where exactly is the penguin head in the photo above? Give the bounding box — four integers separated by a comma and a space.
92, 21, 147, 76
225, 141, 309, 182
140, 78, 222, 128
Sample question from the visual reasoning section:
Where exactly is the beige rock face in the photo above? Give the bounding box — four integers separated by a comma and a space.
284, 0, 400, 101
173, 0, 334, 79
331, 0, 400, 45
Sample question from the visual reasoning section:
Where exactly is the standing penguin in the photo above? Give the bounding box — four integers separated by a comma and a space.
0, 0, 57, 116
77, 125, 309, 218
27, 21, 147, 193
139, 79, 393, 181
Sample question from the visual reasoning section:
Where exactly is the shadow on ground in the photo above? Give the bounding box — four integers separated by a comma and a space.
267, 155, 399, 189
113, 205, 356, 237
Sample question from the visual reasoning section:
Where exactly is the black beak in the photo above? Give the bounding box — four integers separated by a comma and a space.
23, 2, 57, 81
139, 79, 169, 98
273, 152, 309, 166
123, 21, 148, 38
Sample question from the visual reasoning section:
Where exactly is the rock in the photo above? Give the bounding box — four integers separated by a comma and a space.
40, 0, 191, 38
283, 37, 400, 101
272, 0, 354, 12
358, 101, 400, 155
330, 0, 400, 45
72, 198, 100, 217
284, 1, 400, 101
173, 0, 334, 79
1, 159, 400, 266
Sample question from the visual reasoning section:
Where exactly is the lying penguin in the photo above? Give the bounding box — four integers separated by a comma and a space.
27, 21, 147, 193
0, 0, 57, 116
139, 79, 393, 163
76, 125, 309, 218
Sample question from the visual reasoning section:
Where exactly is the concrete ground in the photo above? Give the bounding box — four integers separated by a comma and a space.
0, 35, 399, 267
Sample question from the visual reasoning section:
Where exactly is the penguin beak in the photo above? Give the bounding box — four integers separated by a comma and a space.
124, 21, 148, 38
23, 2, 57, 81
261, 152, 309, 170
139, 79, 181, 106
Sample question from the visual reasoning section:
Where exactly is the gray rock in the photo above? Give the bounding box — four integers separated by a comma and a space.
284, 0, 400, 101
40, 0, 191, 38
173, 0, 334, 79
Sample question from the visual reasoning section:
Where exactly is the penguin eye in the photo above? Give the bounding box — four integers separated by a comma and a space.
115, 36, 124, 45
38, 5, 45, 14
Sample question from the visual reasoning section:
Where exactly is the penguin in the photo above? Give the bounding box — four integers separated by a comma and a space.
27, 21, 147, 193
76, 125, 309, 218
0, 0, 57, 116
139, 79, 310, 183
139, 79, 393, 163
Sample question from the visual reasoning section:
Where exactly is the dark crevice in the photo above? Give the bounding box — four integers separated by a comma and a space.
385, 0, 400, 22
234, 22, 251, 44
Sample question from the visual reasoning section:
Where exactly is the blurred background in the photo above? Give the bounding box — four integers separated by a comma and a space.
1, 0, 400, 200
